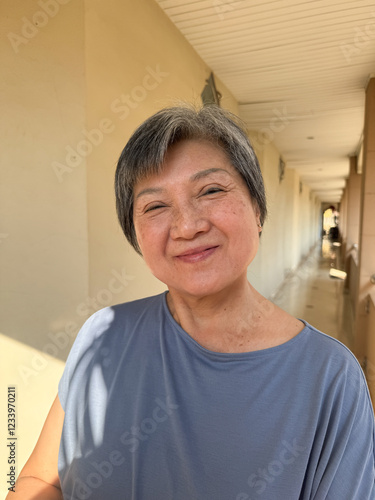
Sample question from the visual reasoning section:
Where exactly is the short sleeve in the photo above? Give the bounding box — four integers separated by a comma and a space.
310, 362, 375, 499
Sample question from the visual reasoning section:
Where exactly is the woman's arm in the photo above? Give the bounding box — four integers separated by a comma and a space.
5, 477, 62, 500
5, 394, 64, 499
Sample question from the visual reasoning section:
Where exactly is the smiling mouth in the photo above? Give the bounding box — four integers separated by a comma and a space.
176, 246, 219, 262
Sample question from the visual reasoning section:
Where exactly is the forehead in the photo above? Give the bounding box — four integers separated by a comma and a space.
134, 139, 236, 189
164, 138, 229, 167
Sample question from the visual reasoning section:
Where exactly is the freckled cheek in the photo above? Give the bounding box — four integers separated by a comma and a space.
211, 205, 253, 233
134, 223, 150, 254
135, 222, 170, 256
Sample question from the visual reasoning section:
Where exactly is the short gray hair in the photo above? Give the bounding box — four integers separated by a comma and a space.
115, 105, 267, 254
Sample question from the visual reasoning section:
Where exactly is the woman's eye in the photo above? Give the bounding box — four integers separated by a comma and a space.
203, 187, 224, 195
145, 204, 165, 213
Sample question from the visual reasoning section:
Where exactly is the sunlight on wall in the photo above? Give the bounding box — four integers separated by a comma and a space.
0, 333, 64, 497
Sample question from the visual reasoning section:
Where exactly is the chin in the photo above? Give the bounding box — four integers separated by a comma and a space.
169, 276, 239, 300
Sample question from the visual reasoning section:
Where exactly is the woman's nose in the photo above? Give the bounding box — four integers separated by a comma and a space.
169, 203, 210, 240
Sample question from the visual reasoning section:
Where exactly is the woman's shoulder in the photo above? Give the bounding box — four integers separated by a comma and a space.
265, 305, 368, 390
269, 302, 363, 375
59, 292, 167, 408
298, 321, 370, 391
65, 292, 166, 359
111, 291, 166, 316
302, 321, 359, 362
83, 291, 166, 330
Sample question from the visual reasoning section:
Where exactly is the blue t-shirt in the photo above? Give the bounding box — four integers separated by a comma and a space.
58, 292, 375, 499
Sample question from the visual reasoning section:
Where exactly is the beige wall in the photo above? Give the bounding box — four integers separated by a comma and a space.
1, 0, 88, 359
1, 0, 87, 492
1, 0, 322, 481
248, 137, 321, 298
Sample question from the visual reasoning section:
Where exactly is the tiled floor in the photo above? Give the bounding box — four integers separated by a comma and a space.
272, 237, 355, 352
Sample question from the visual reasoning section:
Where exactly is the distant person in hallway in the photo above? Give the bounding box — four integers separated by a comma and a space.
8, 105, 375, 499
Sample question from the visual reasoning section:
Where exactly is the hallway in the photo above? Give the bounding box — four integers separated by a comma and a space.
272, 238, 355, 353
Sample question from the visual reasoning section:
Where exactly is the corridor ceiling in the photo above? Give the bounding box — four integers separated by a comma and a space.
155, 0, 375, 203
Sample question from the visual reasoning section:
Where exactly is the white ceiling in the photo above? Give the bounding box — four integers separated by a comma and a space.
155, 0, 375, 202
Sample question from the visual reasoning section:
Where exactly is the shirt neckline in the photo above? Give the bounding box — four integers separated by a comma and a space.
161, 291, 310, 360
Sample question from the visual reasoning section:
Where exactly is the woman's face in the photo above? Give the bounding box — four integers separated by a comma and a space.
133, 139, 261, 299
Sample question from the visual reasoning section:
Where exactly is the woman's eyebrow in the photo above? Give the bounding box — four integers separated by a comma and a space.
136, 168, 231, 200
190, 167, 232, 182
135, 187, 164, 200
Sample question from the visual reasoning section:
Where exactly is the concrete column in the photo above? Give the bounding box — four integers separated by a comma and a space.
346, 156, 361, 252
354, 78, 375, 363
340, 181, 348, 261
343, 157, 361, 296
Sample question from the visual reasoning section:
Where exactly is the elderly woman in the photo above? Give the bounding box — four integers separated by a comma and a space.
9, 106, 374, 499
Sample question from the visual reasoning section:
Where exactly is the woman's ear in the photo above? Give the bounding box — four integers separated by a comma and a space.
252, 201, 261, 223
252, 202, 262, 233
